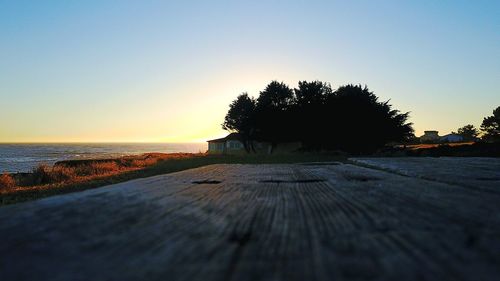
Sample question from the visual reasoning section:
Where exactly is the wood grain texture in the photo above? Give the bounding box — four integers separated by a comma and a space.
351, 157, 500, 193
0, 160, 499, 281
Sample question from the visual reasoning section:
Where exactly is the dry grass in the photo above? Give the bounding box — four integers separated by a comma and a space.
73, 162, 121, 176
130, 159, 157, 167
0, 153, 200, 200
0, 152, 346, 205
0, 173, 16, 190
3, 153, 193, 192
400, 142, 475, 150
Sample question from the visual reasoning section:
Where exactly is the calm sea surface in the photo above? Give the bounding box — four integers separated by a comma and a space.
0, 143, 207, 173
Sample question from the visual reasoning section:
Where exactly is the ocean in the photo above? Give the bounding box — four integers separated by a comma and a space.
0, 143, 207, 173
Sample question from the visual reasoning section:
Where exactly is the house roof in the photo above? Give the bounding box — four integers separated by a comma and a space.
207, 133, 242, 143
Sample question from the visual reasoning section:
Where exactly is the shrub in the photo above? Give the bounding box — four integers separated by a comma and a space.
0, 173, 16, 189
131, 158, 158, 167
73, 165, 92, 176
20, 154, 172, 188
30, 164, 78, 185
89, 162, 120, 175
71, 162, 118, 176
90, 162, 120, 175
32, 164, 53, 185
50, 166, 77, 182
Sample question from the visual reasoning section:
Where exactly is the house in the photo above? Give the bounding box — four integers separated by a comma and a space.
207, 133, 302, 154
419, 130, 466, 144
420, 131, 440, 143
440, 133, 464, 143
207, 133, 246, 154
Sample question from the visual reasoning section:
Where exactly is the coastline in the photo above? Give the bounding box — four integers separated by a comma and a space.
0, 142, 208, 173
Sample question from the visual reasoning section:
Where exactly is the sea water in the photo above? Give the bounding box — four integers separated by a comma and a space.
0, 143, 207, 173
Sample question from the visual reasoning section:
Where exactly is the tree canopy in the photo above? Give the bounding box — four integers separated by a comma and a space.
453, 124, 479, 141
222, 80, 414, 154
254, 81, 295, 144
322, 84, 413, 153
481, 106, 500, 142
222, 93, 256, 151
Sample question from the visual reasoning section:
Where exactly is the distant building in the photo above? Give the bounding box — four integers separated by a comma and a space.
420, 131, 440, 143
207, 133, 301, 154
440, 133, 464, 143
419, 131, 466, 143
207, 133, 245, 154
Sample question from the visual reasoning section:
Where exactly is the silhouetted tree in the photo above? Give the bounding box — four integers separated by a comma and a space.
222, 81, 414, 154
323, 84, 413, 153
453, 124, 478, 141
294, 81, 331, 106
222, 93, 256, 152
481, 106, 500, 142
293, 81, 332, 148
255, 81, 295, 151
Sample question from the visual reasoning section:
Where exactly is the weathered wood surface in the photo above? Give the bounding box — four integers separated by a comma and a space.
1, 160, 500, 281
351, 157, 500, 193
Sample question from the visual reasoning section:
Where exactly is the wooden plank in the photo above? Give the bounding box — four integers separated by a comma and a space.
0, 162, 499, 281
350, 157, 500, 193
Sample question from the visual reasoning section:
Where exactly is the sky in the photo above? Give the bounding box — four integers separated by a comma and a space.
0, 0, 499, 143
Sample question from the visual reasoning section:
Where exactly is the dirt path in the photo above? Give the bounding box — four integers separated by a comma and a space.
1, 159, 499, 281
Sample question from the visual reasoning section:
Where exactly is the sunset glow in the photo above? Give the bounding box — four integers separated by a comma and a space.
1, 1, 498, 142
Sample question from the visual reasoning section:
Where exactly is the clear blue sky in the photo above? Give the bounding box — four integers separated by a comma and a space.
1, 0, 498, 142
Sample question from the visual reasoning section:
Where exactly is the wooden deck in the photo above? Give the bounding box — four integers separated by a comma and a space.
1, 158, 499, 281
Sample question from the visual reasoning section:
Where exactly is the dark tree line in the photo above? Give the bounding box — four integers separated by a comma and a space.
449, 106, 500, 142
223, 80, 414, 154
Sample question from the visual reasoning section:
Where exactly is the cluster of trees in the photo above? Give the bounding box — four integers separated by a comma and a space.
452, 124, 479, 141
223, 81, 414, 153
453, 106, 500, 142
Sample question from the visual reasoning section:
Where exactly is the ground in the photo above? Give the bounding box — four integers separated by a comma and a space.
0, 158, 499, 281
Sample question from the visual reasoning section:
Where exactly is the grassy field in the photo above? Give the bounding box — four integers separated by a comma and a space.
0, 153, 346, 205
